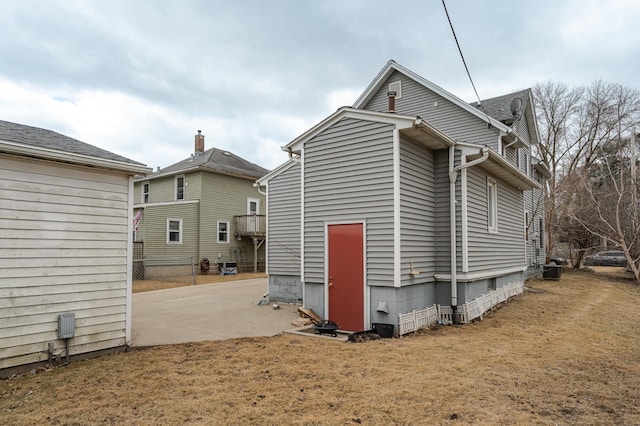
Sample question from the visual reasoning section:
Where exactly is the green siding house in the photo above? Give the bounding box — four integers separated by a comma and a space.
133, 131, 268, 278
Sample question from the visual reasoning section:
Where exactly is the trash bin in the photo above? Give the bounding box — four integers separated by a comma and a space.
372, 323, 395, 338
543, 265, 561, 280
199, 258, 210, 274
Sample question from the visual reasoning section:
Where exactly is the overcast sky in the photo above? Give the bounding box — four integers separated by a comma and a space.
1, 0, 638, 171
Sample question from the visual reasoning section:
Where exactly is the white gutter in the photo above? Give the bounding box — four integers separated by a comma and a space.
0, 140, 151, 175
448, 145, 490, 314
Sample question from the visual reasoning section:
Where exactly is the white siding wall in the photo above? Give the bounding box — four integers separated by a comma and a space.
0, 156, 130, 370
267, 162, 301, 275
304, 118, 394, 286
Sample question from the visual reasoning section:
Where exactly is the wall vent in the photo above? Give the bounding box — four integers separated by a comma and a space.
388, 81, 402, 99
58, 313, 76, 339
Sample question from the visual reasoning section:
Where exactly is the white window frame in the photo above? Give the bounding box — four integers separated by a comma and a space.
142, 182, 150, 203
175, 175, 185, 201
487, 178, 498, 233
217, 220, 230, 243
247, 198, 260, 215
166, 218, 183, 244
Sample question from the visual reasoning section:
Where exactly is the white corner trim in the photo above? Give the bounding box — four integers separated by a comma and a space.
300, 146, 305, 283
125, 176, 134, 345
461, 160, 469, 273
393, 129, 401, 288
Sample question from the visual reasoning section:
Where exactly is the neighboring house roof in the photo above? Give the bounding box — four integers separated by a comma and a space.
0, 119, 150, 174
142, 147, 269, 181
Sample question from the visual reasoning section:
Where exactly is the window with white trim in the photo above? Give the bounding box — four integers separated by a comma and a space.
247, 198, 259, 215
175, 175, 185, 201
142, 182, 150, 203
539, 217, 544, 249
217, 220, 230, 243
487, 178, 498, 233
167, 218, 182, 244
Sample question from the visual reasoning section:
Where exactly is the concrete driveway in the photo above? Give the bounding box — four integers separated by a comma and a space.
131, 278, 298, 346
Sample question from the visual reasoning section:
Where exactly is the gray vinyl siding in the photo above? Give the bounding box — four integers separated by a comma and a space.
304, 118, 394, 286
267, 163, 301, 275
399, 137, 436, 285
363, 71, 499, 149
504, 146, 517, 165
0, 155, 130, 370
524, 184, 545, 269
514, 115, 531, 146
466, 168, 525, 272
141, 203, 200, 264
435, 149, 454, 273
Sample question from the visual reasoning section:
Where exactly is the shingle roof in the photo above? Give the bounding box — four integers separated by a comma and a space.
0, 119, 145, 166
472, 89, 532, 123
155, 147, 269, 179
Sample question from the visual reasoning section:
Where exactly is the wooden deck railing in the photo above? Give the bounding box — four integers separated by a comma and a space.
234, 215, 266, 238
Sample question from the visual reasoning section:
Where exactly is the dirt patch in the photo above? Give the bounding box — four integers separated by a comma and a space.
133, 272, 267, 293
2, 269, 639, 424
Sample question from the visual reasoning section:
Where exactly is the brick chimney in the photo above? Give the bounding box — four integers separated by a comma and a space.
195, 130, 204, 155
387, 91, 396, 113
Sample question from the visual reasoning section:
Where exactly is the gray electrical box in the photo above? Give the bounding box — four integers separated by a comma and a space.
58, 313, 76, 339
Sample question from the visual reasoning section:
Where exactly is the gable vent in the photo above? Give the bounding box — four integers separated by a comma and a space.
388, 81, 402, 99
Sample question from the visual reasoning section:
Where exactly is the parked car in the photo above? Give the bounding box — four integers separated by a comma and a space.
549, 255, 569, 266
583, 250, 627, 267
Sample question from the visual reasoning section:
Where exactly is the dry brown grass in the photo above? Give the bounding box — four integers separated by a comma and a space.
133, 272, 267, 293
2, 267, 639, 425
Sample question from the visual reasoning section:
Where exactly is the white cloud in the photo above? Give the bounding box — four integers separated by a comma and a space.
560, 0, 640, 53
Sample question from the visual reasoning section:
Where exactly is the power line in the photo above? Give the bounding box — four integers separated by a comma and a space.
441, 0, 489, 124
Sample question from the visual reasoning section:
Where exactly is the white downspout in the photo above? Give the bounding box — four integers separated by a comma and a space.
254, 183, 266, 196
448, 146, 490, 319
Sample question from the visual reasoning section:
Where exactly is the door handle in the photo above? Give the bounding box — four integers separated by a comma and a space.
328, 276, 334, 287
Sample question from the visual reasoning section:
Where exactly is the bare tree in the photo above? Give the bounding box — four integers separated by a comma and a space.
532, 82, 583, 262
534, 80, 640, 278
568, 140, 640, 281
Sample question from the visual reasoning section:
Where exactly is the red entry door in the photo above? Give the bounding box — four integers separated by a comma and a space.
327, 223, 364, 332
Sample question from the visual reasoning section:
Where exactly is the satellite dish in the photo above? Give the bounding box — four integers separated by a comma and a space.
510, 97, 523, 117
